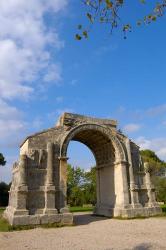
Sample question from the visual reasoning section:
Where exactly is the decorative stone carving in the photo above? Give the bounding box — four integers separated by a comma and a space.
28, 149, 39, 161
144, 162, 157, 207
125, 138, 141, 208
19, 154, 27, 186
13, 161, 19, 169
4, 112, 161, 226
39, 149, 47, 168
27, 149, 47, 168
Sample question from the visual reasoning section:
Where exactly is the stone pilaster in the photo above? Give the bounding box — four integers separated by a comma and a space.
46, 142, 54, 185
15, 154, 28, 214
19, 154, 27, 186
58, 156, 69, 213
120, 161, 130, 208
126, 139, 141, 208
114, 161, 130, 209
96, 168, 101, 207
44, 142, 57, 214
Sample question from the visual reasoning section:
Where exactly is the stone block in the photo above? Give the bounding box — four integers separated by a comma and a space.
5, 112, 162, 226
61, 213, 73, 225
40, 214, 62, 224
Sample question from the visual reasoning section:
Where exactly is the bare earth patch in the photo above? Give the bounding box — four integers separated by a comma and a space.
0, 212, 166, 250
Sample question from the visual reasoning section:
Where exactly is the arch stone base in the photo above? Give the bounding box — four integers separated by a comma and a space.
4, 113, 162, 226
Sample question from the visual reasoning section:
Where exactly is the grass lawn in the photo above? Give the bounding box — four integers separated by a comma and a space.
160, 204, 166, 213
0, 208, 12, 232
69, 206, 94, 212
0, 205, 165, 232
70, 205, 166, 213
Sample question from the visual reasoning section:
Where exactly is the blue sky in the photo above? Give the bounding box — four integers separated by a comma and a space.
0, 0, 166, 183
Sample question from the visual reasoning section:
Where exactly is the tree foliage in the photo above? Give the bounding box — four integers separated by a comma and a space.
76, 0, 166, 40
0, 153, 6, 166
67, 150, 166, 206
84, 167, 96, 205
140, 149, 166, 175
140, 149, 166, 203
67, 164, 96, 206
153, 177, 166, 204
0, 182, 10, 206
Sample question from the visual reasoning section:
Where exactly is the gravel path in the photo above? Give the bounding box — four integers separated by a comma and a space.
0, 212, 166, 250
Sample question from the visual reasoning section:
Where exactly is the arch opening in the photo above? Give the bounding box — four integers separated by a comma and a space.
62, 128, 116, 166
67, 141, 96, 207
67, 141, 96, 171
71, 129, 115, 166
62, 127, 117, 213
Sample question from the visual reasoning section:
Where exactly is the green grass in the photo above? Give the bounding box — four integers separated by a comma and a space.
0, 204, 165, 232
160, 204, 166, 213
69, 206, 94, 212
0, 208, 5, 213
69, 205, 166, 214
0, 208, 13, 232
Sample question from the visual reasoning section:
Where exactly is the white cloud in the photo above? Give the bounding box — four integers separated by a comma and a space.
31, 117, 44, 130
0, 100, 27, 147
0, 120, 25, 138
146, 104, 166, 117
43, 64, 62, 83
136, 136, 166, 161
56, 96, 64, 103
123, 123, 142, 133
0, 0, 67, 100
0, 99, 22, 120
0, 99, 46, 148
0, 1, 68, 182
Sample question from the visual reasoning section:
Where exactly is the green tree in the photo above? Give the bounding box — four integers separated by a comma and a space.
0, 153, 6, 166
0, 182, 9, 206
67, 164, 97, 206
84, 167, 96, 205
67, 164, 85, 206
140, 149, 166, 175
76, 0, 166, 40
140, 149, 166, 203
153, 177, 166, 204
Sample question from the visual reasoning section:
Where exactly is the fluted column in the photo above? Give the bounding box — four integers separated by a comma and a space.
114, 160, 130, 209
15, 154, 28, 213
44, 142, 57, 214
144, 162, 156, 206
96, 168, 101, 206
46, 142, 54, 185
120, 161, 130, 208
59, 156, 69, 213
19, 154, 27, 186
126, 139, 141, 208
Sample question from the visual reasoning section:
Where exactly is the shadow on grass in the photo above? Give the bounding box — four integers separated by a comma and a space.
0, 206, 166, 231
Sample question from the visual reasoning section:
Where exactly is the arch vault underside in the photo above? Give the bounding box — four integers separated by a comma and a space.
4, 113, 161, 226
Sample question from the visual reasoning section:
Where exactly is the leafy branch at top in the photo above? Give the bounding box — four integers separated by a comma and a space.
76, 0, 166, 40
0, 153, 6, 166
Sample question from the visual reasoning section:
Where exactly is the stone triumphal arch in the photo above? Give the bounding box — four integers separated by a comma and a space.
4, 113, 161, 225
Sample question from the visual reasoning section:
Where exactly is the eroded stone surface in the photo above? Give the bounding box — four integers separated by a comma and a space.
4, 113, 161, 226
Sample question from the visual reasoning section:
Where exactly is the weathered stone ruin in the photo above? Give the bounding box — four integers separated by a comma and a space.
4, 113, 161, 225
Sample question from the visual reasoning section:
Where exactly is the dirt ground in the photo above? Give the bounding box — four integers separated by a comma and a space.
0, 212, 166, 250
